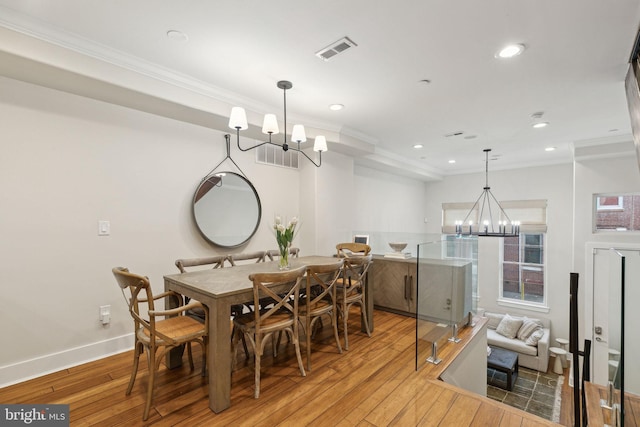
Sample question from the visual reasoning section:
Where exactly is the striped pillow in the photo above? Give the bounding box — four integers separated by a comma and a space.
517, 317, 543, 341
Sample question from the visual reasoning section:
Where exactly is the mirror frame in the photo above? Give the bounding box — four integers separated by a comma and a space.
192, 171, 262, 248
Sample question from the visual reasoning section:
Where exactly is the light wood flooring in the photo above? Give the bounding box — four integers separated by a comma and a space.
1, 309, 564, 426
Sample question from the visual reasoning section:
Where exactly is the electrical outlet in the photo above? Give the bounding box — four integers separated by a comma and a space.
99, 305, 111, 325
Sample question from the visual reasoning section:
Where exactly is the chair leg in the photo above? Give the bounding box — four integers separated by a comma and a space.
291, 328, 306, 378
341, 303, 350, 351
306, 318, 313, 371
359, 300, 372, 337
254, 335, 262, 398
186, 342, 195, 370
126, 340, 143, 395
331, 311, 343, 354
232, 324, 250, 359
143, 347, 156, 421
201, 338, 208, 377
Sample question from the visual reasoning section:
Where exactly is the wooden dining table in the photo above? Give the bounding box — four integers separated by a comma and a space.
163, 255, 374, 413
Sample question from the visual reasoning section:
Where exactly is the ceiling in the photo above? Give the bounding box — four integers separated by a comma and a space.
1, 0, 639, 179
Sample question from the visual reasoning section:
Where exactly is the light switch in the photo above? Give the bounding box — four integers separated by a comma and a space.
98, 220, 110, 236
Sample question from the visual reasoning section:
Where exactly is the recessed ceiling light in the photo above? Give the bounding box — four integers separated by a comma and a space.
496, 43, 525, 58
545, 147, 556, 152
448, 160, 456, 164
166, 30, 189, 43
329, 104, 344, 111
413, 144, 423, 149
532, 122, 549, 129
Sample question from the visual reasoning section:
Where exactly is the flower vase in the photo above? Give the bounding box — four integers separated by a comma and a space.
278, 247, 290, 270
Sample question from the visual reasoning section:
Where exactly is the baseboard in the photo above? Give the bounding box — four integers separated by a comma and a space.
0, 334, 133, 388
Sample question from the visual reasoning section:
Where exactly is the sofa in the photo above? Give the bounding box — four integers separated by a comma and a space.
484, 311, 550, 373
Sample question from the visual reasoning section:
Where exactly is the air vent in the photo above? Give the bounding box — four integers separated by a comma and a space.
256, 144, 299, 169
315, 36, 357, 61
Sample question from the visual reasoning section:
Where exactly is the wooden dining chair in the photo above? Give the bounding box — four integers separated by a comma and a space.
228, 250, 268, 266
229, 250, 274, 312
336, 242, 371, 258
266, 247, 300, 261
112, 267, 208, 421
336, 254, 373, 350
299, 260, 344, 370
175, 255, 228, 321
232, 266, 307, 398
174, 255, 252, 358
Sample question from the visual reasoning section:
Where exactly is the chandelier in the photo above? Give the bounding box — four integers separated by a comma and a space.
457, 149, 519, 237
227, 80, 327, 167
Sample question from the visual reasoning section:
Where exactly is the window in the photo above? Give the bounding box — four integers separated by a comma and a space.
444, 235, 478, 301
501, 233, 545, 305
594, 193, 640, 232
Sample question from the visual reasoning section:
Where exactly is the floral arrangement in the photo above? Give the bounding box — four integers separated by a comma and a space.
274, 216, 298, 269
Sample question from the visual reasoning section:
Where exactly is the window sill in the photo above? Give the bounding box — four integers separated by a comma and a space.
497, 298, 550, 314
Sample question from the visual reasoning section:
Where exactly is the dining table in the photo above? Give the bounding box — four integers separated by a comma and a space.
163, 255, 374, 413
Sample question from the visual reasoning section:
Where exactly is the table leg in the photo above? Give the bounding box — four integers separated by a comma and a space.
209, 298, 232, 413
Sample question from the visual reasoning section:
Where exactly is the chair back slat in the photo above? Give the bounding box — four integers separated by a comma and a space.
175, 255, 227, 273
341, 254, 373, 295
229, 251, 268, 266
248, 267, 306, 328
112, 267, 156, 334
336, 242, 371, 257
306, 261, 344, 307
266, 247, 300, 261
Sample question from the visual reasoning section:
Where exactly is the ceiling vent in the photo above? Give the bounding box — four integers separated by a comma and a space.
315, 36, 357, 61
255, 144, 299, 169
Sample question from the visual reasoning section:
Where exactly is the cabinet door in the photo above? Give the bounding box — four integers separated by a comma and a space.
372, 260, 411, 313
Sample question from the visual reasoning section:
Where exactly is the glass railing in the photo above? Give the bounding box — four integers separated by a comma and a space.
415, 236, 478, 370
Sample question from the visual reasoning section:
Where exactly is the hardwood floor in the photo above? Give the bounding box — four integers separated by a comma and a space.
0, 309, 561, 426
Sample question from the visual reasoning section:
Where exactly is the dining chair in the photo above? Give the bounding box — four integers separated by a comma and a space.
229, 250, 274, 309
228, 250, 268, 266
335, 254, 373, 350
112, 267, 208, 421
336, 242, 371, 257
175, 255, 228, 322
266, 247, 300, 261
299, 260, 344, 370
232, 266, 307, 398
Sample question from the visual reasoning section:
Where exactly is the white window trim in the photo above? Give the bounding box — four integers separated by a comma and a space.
595, 196, 623, 211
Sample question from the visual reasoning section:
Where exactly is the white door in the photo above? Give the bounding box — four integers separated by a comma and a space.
590, 247, 614, 386
588, 245, 640, 394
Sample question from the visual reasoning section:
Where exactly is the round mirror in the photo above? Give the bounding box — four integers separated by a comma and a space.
192, 172, 261, 247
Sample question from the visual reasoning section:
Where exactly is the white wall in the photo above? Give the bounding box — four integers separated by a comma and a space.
0, 75, 433, 385
572, 150, 640, 380
424, 163, 574, 344
352, 165, 430, 255
0, 76, 303, 384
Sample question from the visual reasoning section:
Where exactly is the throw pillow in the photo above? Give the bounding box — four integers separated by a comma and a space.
525, 328, 545, 346
517, 318, 543, 341
496, 314, 523, 339
485, 312, 504, 330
